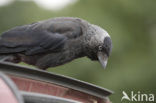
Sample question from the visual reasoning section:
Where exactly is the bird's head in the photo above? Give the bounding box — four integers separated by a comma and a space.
85, 24, 112, 69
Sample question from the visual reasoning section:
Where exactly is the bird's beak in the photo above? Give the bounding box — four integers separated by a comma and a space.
97, 52, 108, 69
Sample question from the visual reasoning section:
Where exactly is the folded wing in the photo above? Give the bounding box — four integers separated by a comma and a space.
0, 18, 82, 55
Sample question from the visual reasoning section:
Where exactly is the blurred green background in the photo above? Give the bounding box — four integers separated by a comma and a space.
0, 0, 156, 102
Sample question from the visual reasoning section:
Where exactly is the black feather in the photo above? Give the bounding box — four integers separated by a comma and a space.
0, 18, 82, 56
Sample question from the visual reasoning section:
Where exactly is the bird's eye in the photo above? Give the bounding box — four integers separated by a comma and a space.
98, 45, 103, 51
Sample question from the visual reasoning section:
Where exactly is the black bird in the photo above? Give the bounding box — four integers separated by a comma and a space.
0, 17, 112, 70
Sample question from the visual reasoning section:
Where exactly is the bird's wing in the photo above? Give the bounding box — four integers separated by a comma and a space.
36, 18, 83, 39
0, 19, 83, 55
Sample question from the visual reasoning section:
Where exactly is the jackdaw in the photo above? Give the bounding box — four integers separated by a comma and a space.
0, 17, 112, 70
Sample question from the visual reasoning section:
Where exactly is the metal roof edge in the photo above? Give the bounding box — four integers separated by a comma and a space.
0, 62, 113, 99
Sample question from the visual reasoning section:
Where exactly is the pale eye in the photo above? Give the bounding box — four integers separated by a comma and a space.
98, 45, 103, 51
